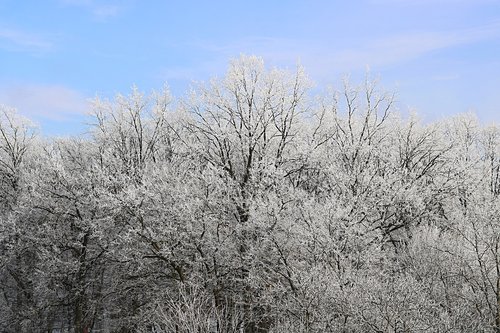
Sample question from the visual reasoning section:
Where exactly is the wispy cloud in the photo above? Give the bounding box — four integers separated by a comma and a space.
432, 74, 460, 81
176, 20, 500, 81
59, 0, 124, 19
92, 5, 120, 18
158, 37, 301, 85
0, 84, 89, 121
324, 21, 500, 70
369, 0, 496, 5
0, 28, 52, 52
161, 66, 212, 81
325, 32, 461, 70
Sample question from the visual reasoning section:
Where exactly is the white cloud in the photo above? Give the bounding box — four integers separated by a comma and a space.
369, 0, 496, 5
0, 84, 89, 121
323, 21, 500, 71
0, 28, 52, 52
92, 5, 120, 18
432, 74, 460, 81
189, 20, 500, 79
59, 0, 123, 19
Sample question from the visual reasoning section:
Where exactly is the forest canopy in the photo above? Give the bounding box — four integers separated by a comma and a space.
1, 55, 500, 332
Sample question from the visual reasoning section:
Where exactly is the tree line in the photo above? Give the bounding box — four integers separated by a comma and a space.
1, 55, 500, 332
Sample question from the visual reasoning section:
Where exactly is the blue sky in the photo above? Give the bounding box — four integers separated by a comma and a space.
1, 0, 500, 135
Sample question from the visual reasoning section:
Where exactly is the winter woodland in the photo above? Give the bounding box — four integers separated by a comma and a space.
2, 55, 500, 332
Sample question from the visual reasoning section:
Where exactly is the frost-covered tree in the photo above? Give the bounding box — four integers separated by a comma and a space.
0, 107, 38, 332
2, 55, 500, 333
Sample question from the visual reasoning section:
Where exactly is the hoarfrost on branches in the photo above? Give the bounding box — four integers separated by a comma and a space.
1, 55, 500, 332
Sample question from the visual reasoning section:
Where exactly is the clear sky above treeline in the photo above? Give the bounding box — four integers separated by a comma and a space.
1, 0, 499, 135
